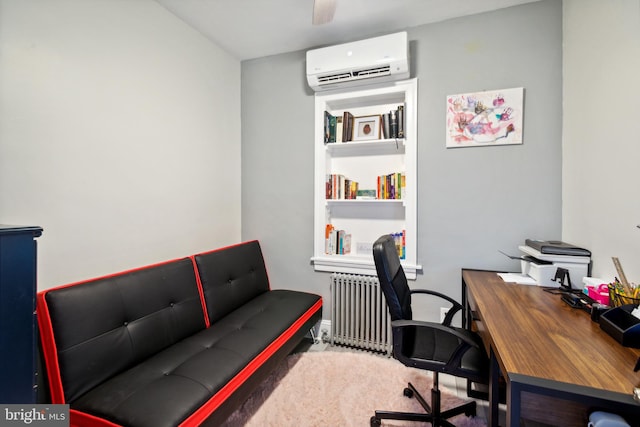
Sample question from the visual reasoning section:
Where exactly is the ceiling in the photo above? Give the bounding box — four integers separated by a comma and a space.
153, 0, 544, 61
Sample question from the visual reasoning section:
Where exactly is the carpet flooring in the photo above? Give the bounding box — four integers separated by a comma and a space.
221, 350, 487, 426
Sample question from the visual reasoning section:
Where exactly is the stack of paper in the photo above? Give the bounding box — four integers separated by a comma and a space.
497, 273, 538, 285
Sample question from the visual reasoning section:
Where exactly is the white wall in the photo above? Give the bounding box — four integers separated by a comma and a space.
0, 0, 242, 289
563, 0, 640, 282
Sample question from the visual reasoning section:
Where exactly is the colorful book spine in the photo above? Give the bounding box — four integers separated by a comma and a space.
324, 224, 352, 255
392, 230, 406, 260
376, 172, 405, 199
325, 174, 358, 199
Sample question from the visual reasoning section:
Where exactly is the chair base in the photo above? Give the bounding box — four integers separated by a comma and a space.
370, 382, 477, 427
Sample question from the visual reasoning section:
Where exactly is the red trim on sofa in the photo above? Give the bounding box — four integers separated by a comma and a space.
177, 298, 323, 427
189, 255, 210, 328
39, 256, 195, 294
37, 240, 318, 427
36, 292, 66, 404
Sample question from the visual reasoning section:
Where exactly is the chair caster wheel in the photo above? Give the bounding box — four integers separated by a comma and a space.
403, 387, 414, 398
370, 416, 381, 426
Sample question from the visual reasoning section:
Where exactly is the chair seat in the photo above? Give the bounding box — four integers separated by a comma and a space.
406, 324, 489, 381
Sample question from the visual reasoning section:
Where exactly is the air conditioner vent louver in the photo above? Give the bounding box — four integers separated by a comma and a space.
318, 72, 353, 84
318, 65, 391, 85
353, 65, 390, 77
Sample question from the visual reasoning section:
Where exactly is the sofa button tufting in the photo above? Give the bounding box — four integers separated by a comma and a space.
36, 240, 323, 426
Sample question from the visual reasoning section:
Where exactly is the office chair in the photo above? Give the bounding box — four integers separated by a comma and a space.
370, 235, 490, 427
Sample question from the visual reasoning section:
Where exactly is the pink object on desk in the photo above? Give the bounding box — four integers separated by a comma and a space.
588, 283, 610, 305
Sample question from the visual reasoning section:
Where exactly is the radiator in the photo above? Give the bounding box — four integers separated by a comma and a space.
330, 273, 392, 355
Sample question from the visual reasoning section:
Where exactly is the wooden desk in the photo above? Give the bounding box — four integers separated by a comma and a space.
462, 269, 640, 427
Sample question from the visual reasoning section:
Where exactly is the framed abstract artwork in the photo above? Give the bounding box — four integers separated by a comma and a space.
446, 87, 524, 148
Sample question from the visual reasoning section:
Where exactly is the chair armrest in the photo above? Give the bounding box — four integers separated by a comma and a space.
391, 319, 483, 374
391, 319, 480, 350
409, 289, 463, 326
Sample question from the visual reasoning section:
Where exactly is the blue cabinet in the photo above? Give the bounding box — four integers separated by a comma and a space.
0, 225, 42, 403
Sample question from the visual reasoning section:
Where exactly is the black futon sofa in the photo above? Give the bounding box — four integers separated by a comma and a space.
37, 240, 322, 427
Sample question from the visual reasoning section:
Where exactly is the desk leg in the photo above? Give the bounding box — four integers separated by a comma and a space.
506, 381, 521, 427
489, 347, 500, 427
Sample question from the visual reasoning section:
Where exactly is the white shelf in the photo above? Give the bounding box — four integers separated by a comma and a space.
311, 255, 421, 280
325, 199, 405, 205
326, 139, 405, 156
312, 79, 419, 279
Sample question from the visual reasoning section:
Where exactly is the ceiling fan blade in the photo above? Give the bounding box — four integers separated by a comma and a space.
312, 0, 336, 25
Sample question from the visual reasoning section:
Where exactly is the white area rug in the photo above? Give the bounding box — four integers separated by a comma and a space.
222, 350, 487, 427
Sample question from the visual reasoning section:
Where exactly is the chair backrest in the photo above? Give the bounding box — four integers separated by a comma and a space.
372, 235, 412, 321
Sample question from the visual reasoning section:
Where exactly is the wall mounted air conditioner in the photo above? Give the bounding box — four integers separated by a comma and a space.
306, 32, 409, 92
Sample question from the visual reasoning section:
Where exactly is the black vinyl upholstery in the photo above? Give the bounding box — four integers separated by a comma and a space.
44, 258, 206, 403
194, 240, 270, 323
38, 241, 322, 427
371, 234, 489, 426
70, 290, 319, 427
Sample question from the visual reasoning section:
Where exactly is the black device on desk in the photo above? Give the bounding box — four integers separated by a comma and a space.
561, 292, 589, 308
553, 267, 572, 291
542, 267, 574, 295
550, 267, 599, 313
560, 291, 606, 319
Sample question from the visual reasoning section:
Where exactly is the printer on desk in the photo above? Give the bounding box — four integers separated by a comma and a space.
519, 239, 591, 289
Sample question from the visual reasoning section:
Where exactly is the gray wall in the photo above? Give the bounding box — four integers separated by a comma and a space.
241, 0, 562, 322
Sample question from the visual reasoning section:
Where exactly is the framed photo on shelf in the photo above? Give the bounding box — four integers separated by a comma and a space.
352, 115, 381, 141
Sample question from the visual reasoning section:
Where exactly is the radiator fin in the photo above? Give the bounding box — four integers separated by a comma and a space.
330, 273, 392, 355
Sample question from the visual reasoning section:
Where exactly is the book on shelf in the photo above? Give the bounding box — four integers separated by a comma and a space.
376, 172, 405, 200
389, 110, 398, 139
382, 113, 390, 139
342, 233, 352, 255
335, 116, 343, 143
392, 230, 406, 260
342, 111, 354, 142
356, 189, 376, 200
326, 174, 358, 199
324, 111, 337, 143
325, 224, 352, 255
381, 104, 406, 139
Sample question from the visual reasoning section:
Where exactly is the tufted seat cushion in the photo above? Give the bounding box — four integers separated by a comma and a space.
38, 240, 322, 427
39, 258, 208, 405
70, 290, 321, 427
